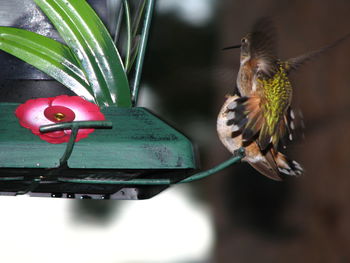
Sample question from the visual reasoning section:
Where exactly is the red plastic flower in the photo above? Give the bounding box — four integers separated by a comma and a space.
15, 95, 105, 144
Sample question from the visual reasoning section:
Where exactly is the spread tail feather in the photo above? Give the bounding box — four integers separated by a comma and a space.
226, 95, 265, 141
275, 152, 303, 177
250, 149, 303, 180
226, 95, 276, 150
249, 149, 282, 181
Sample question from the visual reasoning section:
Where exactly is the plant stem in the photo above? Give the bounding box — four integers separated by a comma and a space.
132, 0, 155, 105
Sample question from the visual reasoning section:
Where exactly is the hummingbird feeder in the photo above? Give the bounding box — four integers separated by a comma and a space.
0, 0, 244, 199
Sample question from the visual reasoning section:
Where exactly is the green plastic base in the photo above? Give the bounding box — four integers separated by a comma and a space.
0, 104, 196, 170
0, 103, 196, 199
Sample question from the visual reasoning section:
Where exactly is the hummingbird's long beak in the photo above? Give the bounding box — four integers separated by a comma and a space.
222, 44, 241, 50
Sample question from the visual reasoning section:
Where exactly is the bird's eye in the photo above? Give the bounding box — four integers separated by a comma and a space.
241, 38, 247, 44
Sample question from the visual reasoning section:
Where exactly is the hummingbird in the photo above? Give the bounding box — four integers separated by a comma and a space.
223, 17, 350, 151
217, 17, 349, 180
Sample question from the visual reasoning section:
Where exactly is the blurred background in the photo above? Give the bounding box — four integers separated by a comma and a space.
1, 0, 350, 262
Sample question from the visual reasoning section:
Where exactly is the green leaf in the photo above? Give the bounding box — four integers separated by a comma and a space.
122, 0, 132, 71
34, 0, 132, 107
0, 27, 95, 102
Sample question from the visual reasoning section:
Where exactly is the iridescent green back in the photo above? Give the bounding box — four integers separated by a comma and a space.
259, 63, 292, 138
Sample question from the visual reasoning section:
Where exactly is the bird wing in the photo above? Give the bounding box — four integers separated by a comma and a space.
285, 32, 350, 73
250, 17, 279, 77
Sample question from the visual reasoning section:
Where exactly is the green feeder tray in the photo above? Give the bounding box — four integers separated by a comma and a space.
1, 105, 195, 170
0, 103, 196, 199
0, 102, 245, 199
